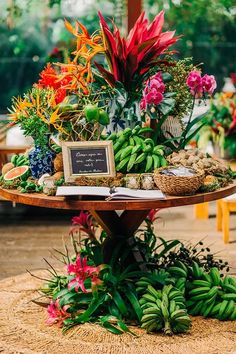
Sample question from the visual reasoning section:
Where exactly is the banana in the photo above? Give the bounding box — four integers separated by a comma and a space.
127, 153, 137, 172
142, 293, 157, 303
138, 127, 154, 135
169, 289, 182, 300
143, 307, 162, 316
131, 125, 141, 135
116, 156, 130, 171
161, 302, 169, 321
129, 137, 135, 146
134, 152, 147, 165
223, 275, 230, 286
153, 145, 165, 155
222, 283, 236, 294
210, 302, 222, 316
131, 145, 142, 155
221, 300, 235, 320
228, 276, 236, 288
147, 285, 160, 299
106, 132, 117, 141
202, 272, 213, 284
170, 309, 187, 321
209, 267, 221, 286
192, 261, 202, 279
190, 292, 212, 301
218, 300, 229, 319
168, 266, 187, 278
141, 319, 156, 329
202, 298, 216, 317
191, 279, 212, 288
136, 280, 150, 287
175, 278, 186, 293
114, 149, 123, 163
169, 300, 177, 314
207, 286, 218, 299
229, 306, 236, 320
174, 261, 188, 273
152, 154, 160, 169
144, 138, 155, 148
188, 287, 211, 297
188, 300, 204, 316
11, 154, 18, 166
221, 293, 236, 301
173, 316, 191, 325
123, 127, 132, 137
160, 156, 168, 167
145, 154, 153, 172
133, 135, 144, 148
120, 146, 133, 160
145, 321, 158, 333
141, 313, 159, 322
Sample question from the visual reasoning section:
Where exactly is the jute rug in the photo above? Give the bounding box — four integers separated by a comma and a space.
1, 272, 236, 354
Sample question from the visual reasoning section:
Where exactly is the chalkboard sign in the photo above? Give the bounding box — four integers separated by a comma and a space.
62, 141, 115, 183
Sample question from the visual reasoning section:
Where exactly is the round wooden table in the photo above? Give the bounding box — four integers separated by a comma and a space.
1, 182, 236, 263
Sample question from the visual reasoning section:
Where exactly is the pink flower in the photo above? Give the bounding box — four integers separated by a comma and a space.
71, 211, 96, 239
67, 255, 102, 293
140, 98, 147, 110
46, 300, 70, 327
141, 72, 165, 109
201, 74, 217, 95
186, 70, 203, 96
146, 209, 159, 223
186, 70, 216, 97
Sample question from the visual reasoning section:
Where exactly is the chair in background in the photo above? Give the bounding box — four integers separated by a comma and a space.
217, 194, 236, 243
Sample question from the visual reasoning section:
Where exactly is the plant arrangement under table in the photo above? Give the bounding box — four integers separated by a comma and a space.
1, 10, 236, 338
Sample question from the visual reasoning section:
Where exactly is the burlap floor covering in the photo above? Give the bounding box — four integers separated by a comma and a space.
0, 272, 236, 354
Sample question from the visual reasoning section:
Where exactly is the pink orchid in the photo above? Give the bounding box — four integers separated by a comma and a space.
186, 70, 203, 96
141, 72, 165, 108
67, 255, 102, 293
46, 300, 70, 327
186, 71, 216, 97
201, 74, 217, 95
70, 211, 96, 239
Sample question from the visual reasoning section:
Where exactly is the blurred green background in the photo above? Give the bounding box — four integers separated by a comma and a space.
0, 0, 235, 113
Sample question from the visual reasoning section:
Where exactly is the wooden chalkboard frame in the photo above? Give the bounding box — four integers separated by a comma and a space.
62, 141, 116, 183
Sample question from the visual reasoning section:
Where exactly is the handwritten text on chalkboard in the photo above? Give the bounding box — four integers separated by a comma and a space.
71, 148, 108, 174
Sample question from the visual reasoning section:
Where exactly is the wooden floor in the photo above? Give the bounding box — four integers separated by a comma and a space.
0, 201, 236, 280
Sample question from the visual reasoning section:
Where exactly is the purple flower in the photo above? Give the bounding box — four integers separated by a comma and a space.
141, 72, 165, 108
186, 70, 203, 96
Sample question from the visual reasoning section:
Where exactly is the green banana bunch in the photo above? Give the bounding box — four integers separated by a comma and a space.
11, 154, 29, 167
139, 284, 191, 335
106, 125, 168, 173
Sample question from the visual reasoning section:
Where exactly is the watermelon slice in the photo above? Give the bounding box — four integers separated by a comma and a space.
4, 165, 30, 182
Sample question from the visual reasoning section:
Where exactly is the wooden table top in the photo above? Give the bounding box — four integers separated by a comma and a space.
1, 181, 236, 211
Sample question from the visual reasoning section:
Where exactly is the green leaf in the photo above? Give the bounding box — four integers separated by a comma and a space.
102, 321, 123, 335
74, 294, 106, 323
157, 98, 175, 116
113, 290, 128, 316
124, 287, 142, 322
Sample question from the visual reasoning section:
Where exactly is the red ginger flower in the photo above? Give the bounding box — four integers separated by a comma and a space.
46, 300, 70, 327
67, 255, 102, 293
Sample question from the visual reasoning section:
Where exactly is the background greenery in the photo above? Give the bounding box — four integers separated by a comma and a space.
0, 0, 235, 113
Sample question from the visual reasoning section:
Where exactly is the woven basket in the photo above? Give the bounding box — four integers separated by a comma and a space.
153, 166, 205, 196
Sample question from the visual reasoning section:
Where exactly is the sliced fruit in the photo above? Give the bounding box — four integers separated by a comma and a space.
1, 162, 14, 176
3, 165, 30, 181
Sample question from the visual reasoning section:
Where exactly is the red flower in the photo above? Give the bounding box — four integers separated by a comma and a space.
146, 209, 159, 223
67, 255, 102, 293
46, 300, 70, 327
71, 211, 96, 239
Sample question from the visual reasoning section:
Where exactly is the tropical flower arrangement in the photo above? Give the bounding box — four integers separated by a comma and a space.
37, 209, 236, 336
8, 11, 216, 146
197, 93, 236, 159
0, 10, 225, 194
